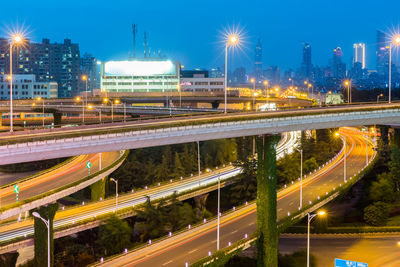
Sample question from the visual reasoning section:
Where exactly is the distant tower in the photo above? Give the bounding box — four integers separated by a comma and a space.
132, 24, 138, 58
254, 38, 263, 82
143, 32, 148, 58
353, 43, 366, 69
376, 30, 389, 75
302, 43, 312, 79
332, 47, 346, 78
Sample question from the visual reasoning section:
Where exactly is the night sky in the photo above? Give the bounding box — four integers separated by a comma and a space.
3, 0, 400, 72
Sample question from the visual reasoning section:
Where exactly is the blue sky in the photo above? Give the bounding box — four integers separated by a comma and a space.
3, 0, 400, 72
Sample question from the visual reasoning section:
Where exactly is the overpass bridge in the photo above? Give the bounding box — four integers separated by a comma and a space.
0, 103, 398, 165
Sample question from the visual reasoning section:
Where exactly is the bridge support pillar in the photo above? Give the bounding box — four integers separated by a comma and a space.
91, 177, 106, 201
391, 127, 400, 148
31, 203, 58, 267
256, 134, 280, 267
0, 112, 2, 127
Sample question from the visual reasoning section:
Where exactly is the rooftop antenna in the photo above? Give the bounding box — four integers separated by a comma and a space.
132, 24, 138, 58
143, 32, 148, 58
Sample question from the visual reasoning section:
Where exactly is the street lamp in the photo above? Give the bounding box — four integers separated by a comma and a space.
344, 80, 351, 104
389, 35, 400, 103
35, 97, 45, 128
87, 104, 102, 123
224, 34, 240, 114
264, 80, 269, 108
335, 132, 347, 182
110, 178, 118, 212
75, 96, 84, 124
207, 168, 221, 250
113, 99, 120, 122
82, 75, 88, 107
307, 210, 326, 267
295, 148, 303, 209
308, 83, 313, 99
377, 93, 384, 103
9, 34, 23, 133
250, 78, 255, 110
32, 212, 50, 267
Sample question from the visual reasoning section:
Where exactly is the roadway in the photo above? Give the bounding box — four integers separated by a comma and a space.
0, 151, 121, 210
0, 132, 297, 247
102, 127, 375, 266
279, 234, 400, 267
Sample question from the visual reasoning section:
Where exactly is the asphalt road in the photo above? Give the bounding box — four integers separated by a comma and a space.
103, 127, 375, 267
0, 132, 296, 245
279, 234, 400, 267
0, 151, 121, 209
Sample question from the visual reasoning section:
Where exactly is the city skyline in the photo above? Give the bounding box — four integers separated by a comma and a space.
3, 0, 400, 72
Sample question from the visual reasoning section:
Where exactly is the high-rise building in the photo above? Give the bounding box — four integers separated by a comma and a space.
376, 30, 389, 75
301, 43, 312, 79
0, 38, 33, 75
353, 43, 366, 69
80, 53, 99, 92
254, 38, 263, 82
332, 47, 346, 79
232, 67, 246, 84
263, 66, 280, 85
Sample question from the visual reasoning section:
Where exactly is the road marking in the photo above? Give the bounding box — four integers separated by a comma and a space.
289, 202, 293, 206
231, 230, 238, 234
188, 248, 198, 254
278, 208, 283, 212
162, 260, 173, 266
248, 222, 255, 226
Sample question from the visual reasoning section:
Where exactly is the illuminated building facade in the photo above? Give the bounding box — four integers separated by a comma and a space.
100, 59, 180, 93
353, 43, 366, 69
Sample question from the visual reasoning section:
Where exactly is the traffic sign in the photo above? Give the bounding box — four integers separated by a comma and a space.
335, 258, 367, 267
14, 185, 19, 194
86, 161, 91, 169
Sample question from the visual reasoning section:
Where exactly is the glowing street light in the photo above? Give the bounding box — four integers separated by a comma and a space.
82, 75, 88, 107
389, 35, 400, 103
8, 34, 23, 133
377, 93, 384, 103
250, 78, 256, 110
35, 97, 45, 128
307, 210, 326, 267
264, 80, 269, 107
344, 80, 351, 104
75, 96, 85, 124
32, 212, 50, 267
224, 33, 240, 114
335, 132, 346, 183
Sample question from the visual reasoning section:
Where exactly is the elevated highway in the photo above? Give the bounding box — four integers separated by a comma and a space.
0, 103, 397, 164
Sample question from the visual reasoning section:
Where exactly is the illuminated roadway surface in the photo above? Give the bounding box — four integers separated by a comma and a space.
0, 132, 297, 246
102, 128, 375, 267
0, 151, 120, 209
280, 234, 400, 267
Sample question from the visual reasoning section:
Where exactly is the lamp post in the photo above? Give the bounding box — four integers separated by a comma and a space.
308, 83, 313, 100
9, 35, 23, 133
36, 97, 45, 128
304, 81, 309, 95
75, 96, 84, 125
344, 80, 351, 104
335, 132, 346, 182
296, 148, 303, 209
389, 35, 400, 103
250, 78, 255, 110
307, 211, 326, 267
207, 168, 221, 250
87, 104, 102, 123
82, 75, 88, 107
110, 178, 118, 211
32, 212, 50, 267
377, 93, 384, 103
224, 34, 240, 114
264, 80, 269, 108
113, 99, 120, 122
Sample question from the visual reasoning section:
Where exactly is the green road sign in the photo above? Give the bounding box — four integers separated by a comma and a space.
14, 185, 19, 194
86, 161, 91, 169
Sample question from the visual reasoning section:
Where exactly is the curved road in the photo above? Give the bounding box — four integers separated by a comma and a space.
103, 128, 375, 267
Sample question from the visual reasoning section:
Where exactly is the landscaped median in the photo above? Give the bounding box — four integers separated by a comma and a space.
0, 150, 128, 221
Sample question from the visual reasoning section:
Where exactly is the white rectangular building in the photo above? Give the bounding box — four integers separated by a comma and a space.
0, 74, 58, 100
100, 59, 180, 93
180, 71, 224, 93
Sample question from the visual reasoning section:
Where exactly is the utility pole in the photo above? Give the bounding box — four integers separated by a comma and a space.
132, 24, 137, 58
143, 32, 148, 58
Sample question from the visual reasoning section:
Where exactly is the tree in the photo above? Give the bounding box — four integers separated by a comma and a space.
231, 158, 257, 205
278, 249, 317, 267
172, 152, 185, 179
154, 154, 170, 182
135, 197, 166, 241
99, 215, 132, 255
369, 173, 395, 203
389, 145, 400, 191
303, 157, 318, 175
363, 201, 390, 226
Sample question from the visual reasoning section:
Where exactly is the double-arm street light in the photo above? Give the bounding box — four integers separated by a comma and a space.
103, 98, 120, 122
224, 34, 240, 114
32, 212, 50, 267
389, 35, 400, 103
207, 168, 221, 250
307, 211, 326, 267
82, 75, 88, 107
9, 35, 23, 133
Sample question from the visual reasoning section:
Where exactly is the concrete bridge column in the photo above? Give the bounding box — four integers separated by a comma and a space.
0, 112, 2, 127
30, 203, 58, 267
256, 134, 280, 267
91, 177, 106, 201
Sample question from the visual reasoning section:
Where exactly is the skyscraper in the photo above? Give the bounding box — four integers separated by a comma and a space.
301, 43, 312, 79
254, 38, 263, 82
332, 47, 346, 79
376, 30, 389, 75
353, 43, 365, 69
80, 53, 99, 91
